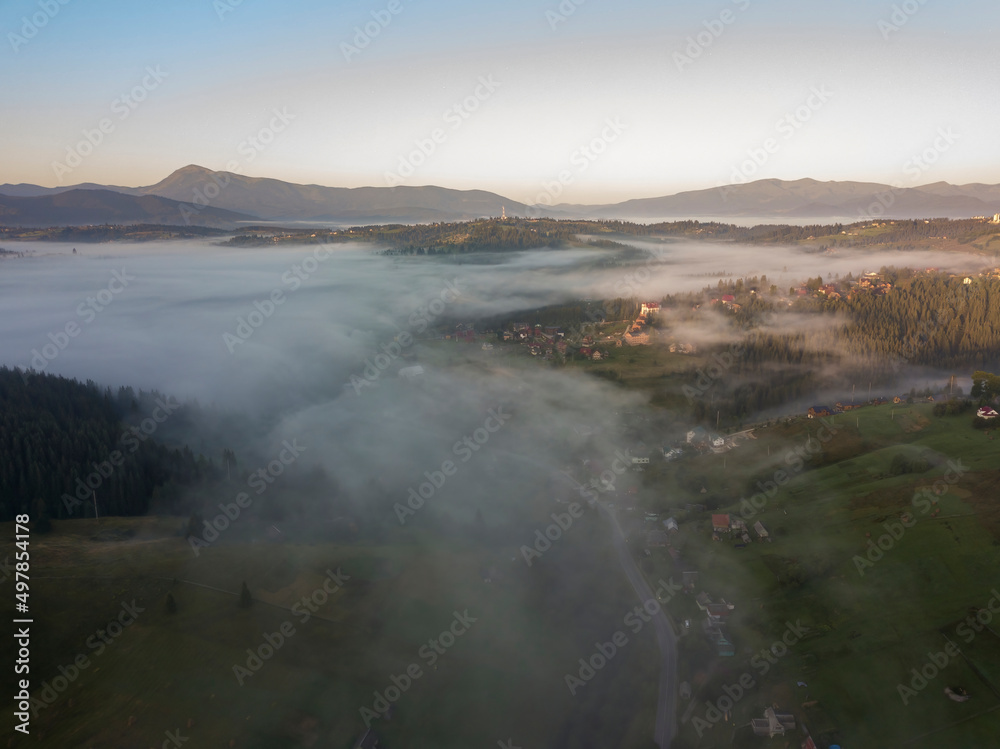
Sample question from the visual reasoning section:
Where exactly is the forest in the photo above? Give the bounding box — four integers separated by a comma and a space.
0, 367, 217, 523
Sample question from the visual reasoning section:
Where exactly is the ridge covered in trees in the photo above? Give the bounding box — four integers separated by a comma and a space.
0, 367, 216, 522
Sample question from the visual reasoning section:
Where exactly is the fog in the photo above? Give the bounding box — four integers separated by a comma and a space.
4, 237, 994, 747
0, 237, 987, 436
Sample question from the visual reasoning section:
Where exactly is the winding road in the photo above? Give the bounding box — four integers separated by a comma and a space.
599, 503, 678, 749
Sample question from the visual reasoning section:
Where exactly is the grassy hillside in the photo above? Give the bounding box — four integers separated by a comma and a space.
622, 403, 1000, 748
2, 515, 663, 748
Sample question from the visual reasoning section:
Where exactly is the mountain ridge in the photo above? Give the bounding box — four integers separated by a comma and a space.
2, 167, 997, 226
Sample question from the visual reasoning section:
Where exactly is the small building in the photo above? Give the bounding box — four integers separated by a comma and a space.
398, 365, 425, 379
686, 426, 709, 445
977, 406, 998, 420
646, 530, 669, 547
751, 708, 795, 738
664, 517, 678, 532
807, 405, 832, 418
706, 602, 734, 620
754, 520, 769, 540
712, 514, 731, 533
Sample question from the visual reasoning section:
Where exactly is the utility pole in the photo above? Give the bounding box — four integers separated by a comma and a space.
93, 490, 99, 524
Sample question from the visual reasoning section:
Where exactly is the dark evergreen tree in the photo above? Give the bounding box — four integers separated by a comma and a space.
239, 581, 252, 609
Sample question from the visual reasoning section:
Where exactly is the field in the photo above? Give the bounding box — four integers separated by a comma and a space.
2, 515, 663, 748
629, 403, 1000, 748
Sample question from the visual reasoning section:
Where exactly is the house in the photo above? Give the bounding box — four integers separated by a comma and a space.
753, 520, 769, 539
640, 301, 661, 315
721, 294, 735, 303
706, 602, 734, 620
751, 707, 795, 738
807, 405, 832, 418
647, 530, 669, 547
705, 625, 734, 656
398, 365, 425, 379
686, 426, 709, 445
977, 406, 998, 419
591, 350, 603, 361
712, 514, 731, 533
664, 517, 678, 532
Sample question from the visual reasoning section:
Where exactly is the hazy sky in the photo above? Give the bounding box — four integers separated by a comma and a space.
2, 0, 998, 202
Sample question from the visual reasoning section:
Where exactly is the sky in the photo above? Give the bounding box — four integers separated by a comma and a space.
2, 0, 998, 203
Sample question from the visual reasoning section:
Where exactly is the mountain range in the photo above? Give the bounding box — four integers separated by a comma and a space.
2, 165, 998, 228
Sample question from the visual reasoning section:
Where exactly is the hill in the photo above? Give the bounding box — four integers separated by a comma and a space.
0, 189, 253, 229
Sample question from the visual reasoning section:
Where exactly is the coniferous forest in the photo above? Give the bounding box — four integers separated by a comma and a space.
0, 367, 215, 522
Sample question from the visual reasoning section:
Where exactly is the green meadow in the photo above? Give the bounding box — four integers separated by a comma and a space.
636, 403, 1000, 748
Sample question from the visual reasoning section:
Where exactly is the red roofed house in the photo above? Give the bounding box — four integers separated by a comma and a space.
712, 514, 731, 533
640, 302, 661, 315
